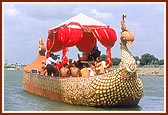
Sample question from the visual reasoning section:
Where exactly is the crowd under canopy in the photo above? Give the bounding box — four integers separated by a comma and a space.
46, 13, 117, 66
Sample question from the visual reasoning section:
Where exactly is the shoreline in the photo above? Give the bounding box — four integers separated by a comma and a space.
137, 67, 164, 76
4, 66, 164, 77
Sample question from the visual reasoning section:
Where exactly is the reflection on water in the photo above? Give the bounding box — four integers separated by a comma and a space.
94, 105, 142, 111
139, 96, 164, 111
3, 70, 165, 111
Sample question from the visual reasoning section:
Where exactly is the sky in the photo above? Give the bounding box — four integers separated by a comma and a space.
3, 2, 165, 65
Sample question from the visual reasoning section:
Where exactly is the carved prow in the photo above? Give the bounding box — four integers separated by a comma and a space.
24, 38, 46, 72
117, 13, 137, 77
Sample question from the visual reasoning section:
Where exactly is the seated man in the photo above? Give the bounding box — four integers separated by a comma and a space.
95, 57, 105, 74
68, 59, 73, 68
80, 63, 90, 77
88, 63, 97, 76
46, 53, 59, 76
77, 52, 88, 69
59, 64, 71, 77
70, 63, 81, 77
87, 66, 95, 77
88, 46, 101, 61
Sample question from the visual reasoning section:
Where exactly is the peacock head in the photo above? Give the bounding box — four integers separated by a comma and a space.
120, 30, 134, 48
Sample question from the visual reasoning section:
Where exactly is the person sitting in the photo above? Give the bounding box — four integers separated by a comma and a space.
87, 53, 94, 61
101, 60, 107, 72
70, 63, 81, 77
88, 63, 97, 76
59, 63, 71, 77
80, 63, 90, 77
77, 52, 88, 69
68, 59, 73, 68
95, 57, 105, 75
88, 46, 101, 61
87, 65, 95, 77
46, 53, 59, 76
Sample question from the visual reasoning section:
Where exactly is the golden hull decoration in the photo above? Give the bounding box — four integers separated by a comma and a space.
23, 69, 143, 106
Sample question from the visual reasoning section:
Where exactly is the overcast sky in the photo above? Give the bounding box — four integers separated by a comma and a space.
3, 2, 165, 65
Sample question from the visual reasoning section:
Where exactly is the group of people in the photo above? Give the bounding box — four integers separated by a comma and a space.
40, 46, 111, 77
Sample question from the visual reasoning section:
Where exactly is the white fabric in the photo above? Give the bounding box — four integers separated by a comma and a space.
51, 13, 107, 29
87, 68, 95, 77
46, 57, 58, 65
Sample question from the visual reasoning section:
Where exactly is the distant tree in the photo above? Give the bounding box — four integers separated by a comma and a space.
139, 53, 159, 65
139, 58, 146, 66
100, 54, 106, 61
152, 57, 159, 64
155, 59, 164, 65
112, 57, 121, 65
100, 53, 163, 66
100, 54, 121, 65
134, 56, 139, 64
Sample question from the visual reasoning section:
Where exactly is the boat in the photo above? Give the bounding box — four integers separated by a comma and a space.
23, 13, 143, 107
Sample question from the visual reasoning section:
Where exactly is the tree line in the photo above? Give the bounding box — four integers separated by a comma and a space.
100, 53, 164, 66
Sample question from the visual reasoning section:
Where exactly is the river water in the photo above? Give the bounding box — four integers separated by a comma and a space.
3, 70, 165, 112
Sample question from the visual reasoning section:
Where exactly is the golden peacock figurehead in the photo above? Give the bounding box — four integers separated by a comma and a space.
120, 13, 135, 48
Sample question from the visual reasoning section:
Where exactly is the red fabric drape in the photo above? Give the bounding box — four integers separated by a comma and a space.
57, 26, 83, 47
46, 30, 63, 58
57, 24, 83, 63
76, 32, 96, 55
92, 28, 117, 66
47, 23, 117, 67
62, 47, 69, 65
106, 47, 112, 66
47, 31, 63, 52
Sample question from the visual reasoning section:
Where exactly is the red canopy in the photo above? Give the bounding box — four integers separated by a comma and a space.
46, 13, 117, 66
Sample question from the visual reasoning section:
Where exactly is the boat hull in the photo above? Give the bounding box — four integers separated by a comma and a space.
23, 71, 143, 107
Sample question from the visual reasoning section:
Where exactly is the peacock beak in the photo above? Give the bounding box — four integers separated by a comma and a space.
128, 41, 133, 48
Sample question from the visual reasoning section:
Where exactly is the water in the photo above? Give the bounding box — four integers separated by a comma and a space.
3, 70, 165, 112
